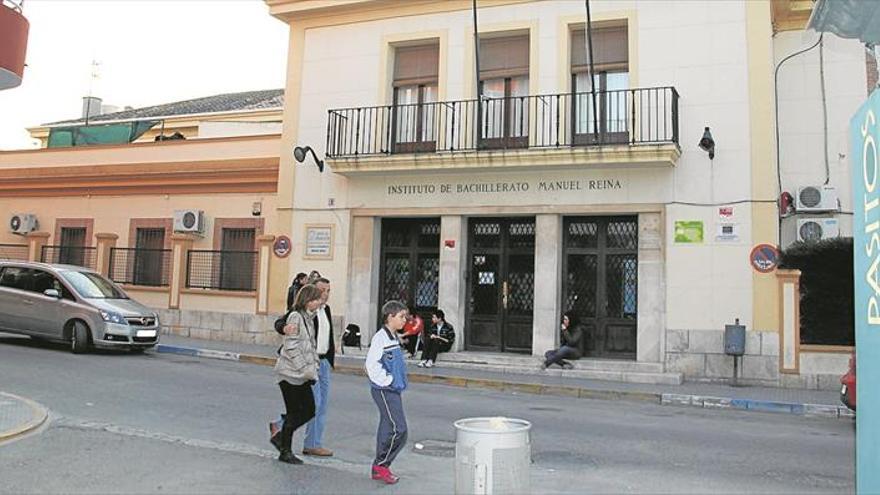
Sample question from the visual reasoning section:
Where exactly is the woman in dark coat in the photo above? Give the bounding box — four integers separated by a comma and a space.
542, 311, 583, 369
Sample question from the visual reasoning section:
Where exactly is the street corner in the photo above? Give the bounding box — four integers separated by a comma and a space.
0, 392, 49, 444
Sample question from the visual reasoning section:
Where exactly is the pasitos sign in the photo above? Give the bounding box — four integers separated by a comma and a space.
851, 89, 880, 493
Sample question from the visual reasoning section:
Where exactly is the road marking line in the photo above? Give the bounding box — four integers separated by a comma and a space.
51, 416, 368, 474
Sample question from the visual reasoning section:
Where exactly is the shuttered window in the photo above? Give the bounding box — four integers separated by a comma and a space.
479, 34, 529, 80
571, 25, 628, 74
393, 43, 439, 87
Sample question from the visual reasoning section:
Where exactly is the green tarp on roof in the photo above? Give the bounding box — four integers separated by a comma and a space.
47, 121, 159, 148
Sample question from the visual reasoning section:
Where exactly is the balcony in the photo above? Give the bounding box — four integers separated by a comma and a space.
326, 87, 680, 174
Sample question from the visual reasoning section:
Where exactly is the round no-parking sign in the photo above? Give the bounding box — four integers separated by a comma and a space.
749, 243, 780, 273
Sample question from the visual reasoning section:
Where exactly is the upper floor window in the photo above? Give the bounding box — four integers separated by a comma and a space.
479, 34, 530, 148
392, 43, 439, 152
571, 25, 629, 144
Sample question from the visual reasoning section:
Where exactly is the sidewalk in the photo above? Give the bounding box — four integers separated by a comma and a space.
156, 334, 852, 419
0, 392, 48, 443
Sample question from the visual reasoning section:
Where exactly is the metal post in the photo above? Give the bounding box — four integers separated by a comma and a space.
584, 0, 599, 142
473, 0, 482, 145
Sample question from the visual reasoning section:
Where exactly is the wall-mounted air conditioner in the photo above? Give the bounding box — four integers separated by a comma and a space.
173, 209, 205, 234
797, 217, 840, 243
9, 213, 38, 235
796, 185, 839, 213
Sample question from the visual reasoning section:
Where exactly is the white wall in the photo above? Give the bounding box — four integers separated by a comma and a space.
775, 31, 868, 235
198, 121, 282, 138
284, 1, 866, 334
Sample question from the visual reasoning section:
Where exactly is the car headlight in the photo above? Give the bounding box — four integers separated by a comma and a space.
100, 310, 128, 325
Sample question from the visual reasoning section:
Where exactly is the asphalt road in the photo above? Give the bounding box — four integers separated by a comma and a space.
0, 334, 855, 494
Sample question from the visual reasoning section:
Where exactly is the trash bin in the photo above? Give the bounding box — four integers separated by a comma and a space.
454, 417, 531, 495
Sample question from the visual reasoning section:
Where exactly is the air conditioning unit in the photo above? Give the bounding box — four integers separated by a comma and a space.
9, 213, 37, 235
173, 209, 205, 234
797, 217, 840, 243
796, 185, 839, 213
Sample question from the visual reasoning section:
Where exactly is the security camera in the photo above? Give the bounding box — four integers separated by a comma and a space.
698, 127, 715, 160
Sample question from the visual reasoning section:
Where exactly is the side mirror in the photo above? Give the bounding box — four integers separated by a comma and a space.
43, 288, 60, 299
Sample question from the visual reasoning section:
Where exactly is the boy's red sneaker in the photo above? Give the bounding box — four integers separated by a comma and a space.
371, 465, 400, 484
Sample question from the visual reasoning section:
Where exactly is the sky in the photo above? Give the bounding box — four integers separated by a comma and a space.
0, 0, 289, 150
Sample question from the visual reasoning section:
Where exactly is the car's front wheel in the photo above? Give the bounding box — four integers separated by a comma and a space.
71, 321, 92, 354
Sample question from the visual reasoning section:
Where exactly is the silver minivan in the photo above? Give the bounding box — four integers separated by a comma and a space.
0, 261, 160, 353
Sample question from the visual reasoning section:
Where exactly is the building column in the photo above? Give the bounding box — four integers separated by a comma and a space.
94, 233, 118, 277
532, 214, 561, 357
255, 234, 276, 315
26, 231, 49, 262
347, 216, 380, 344
638, 212, 665, 363
777, 269, 801, 374
168, 234, 195, 310
439, 215, 466, 352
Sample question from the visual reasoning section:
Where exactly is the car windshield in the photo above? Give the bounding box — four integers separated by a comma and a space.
60, 270, 129, 299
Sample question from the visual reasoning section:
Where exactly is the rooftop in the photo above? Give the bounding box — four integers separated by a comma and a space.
46, 89, 284, 126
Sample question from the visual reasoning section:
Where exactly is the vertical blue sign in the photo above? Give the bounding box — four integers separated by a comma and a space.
851, 89, 880, 494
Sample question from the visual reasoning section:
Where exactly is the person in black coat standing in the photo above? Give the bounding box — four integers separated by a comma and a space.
286, 272, 308, 310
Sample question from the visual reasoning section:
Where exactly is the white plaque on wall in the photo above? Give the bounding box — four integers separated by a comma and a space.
304, 224, 334, 260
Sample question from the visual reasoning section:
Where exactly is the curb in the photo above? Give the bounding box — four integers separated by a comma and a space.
660, 393, 855, 419
155, 344, 849, 419
0, 392, 49, 443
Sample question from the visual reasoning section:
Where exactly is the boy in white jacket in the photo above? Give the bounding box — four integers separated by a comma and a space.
365, 300, 409, 484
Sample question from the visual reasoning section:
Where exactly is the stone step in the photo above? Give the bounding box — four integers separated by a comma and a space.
339, 348, 682, 386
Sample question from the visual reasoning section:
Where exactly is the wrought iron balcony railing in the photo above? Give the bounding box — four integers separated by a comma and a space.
326, 86, 678, 158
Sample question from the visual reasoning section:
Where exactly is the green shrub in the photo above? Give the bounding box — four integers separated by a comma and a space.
779, 237, 853, 346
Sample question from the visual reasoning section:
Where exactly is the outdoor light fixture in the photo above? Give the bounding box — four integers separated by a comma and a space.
293, 145, 324, 173
698, 127, 715, 160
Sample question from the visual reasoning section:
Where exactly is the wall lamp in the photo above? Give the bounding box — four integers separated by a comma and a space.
698, 127, 715, 160
293, 145, 324, 173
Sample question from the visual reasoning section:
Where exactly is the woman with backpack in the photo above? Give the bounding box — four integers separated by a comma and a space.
272, 284, 323, 464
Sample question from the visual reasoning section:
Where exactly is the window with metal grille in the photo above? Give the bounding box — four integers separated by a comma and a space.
59, 227, 86, 266
220, 228, 256, 291
133, 228, 167, 286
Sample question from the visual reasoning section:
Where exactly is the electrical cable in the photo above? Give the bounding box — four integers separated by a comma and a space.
774, 33, 823, 244
819, 36, 831, 185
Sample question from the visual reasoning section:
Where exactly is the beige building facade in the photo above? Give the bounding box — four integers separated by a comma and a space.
0, 0, 869, 388
265, 0, 869, 387
0, 102, 287, 345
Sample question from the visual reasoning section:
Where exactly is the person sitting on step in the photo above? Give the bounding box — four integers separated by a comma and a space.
542, 311, 583, 370
418, 309, 455, 368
